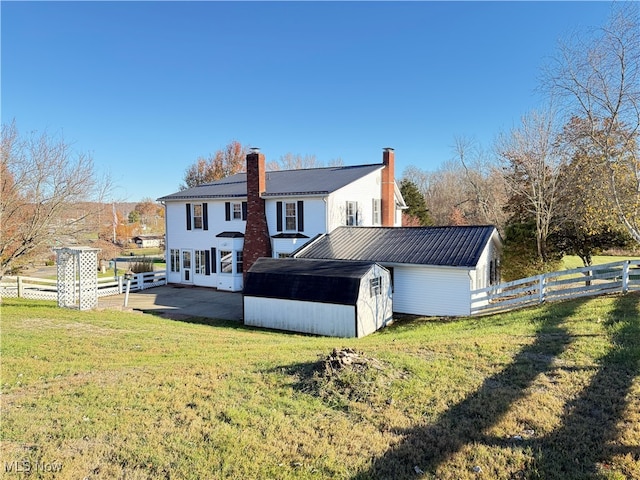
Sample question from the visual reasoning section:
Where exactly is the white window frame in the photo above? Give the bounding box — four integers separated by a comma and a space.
232, 202, 242, 220
285, 202, 297, 231
236, 251, 243, 273
220, 250, 233, 274
372, 198, 381, 225
195, 250, 206, 275
193, 203, 203, 229
170, 249, 180, 272
346, 201, 358, 226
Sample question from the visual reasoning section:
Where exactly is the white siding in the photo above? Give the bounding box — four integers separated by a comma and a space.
164, 200, 246, 289
327, 170, 383, 230
244, 297, 357, 337
392, 265, 472, 316
356, 264, 393, 337
266, 197, 327, 257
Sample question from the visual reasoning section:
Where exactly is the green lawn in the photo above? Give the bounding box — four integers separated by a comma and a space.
561, 255, 640, 270
1, 294, 639, 479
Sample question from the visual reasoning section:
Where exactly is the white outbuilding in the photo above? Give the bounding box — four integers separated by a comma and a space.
243, 258, 393, 338
294, 225, 502, 317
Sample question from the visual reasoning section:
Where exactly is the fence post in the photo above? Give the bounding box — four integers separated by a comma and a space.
118, 276, 123, 294
17, 276, 23, 298
622, 261, 630, 294
538, 274, 545, 304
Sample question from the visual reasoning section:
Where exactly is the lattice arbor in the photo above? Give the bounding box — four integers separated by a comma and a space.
55, 247, 100, 310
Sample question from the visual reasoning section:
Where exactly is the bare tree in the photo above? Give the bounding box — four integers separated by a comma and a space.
181, 140, 247, 189
401, 165, 431, 197
544, 2, 640, 243
0, 121, 112, 276
266, 153, 344, 171
496, 109, 565, 262
453, 135, 509, 232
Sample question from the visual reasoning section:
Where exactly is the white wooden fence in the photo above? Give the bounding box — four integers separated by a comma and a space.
471, 260, 640, 316
0, 270, 167, 301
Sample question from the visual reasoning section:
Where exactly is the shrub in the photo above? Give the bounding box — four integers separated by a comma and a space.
129, 257, 154, 273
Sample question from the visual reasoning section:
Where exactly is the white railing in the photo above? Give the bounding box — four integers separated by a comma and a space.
471, 260, 640, 316
0, 271, 167, 301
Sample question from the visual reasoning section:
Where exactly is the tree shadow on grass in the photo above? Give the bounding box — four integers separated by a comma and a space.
353, 298, 590, 480
520, 292, 640, 479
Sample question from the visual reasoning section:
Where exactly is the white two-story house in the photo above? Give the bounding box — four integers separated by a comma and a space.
158, 148, 406, 291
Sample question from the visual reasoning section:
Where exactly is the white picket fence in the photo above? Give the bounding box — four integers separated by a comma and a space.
0, 270, 167, 301
471, 260, 640, 316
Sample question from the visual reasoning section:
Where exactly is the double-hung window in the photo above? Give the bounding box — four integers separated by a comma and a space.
346, 201, 358, 226
236, 251, 243, 273
285, 202, 297, 230
232, 203, 242, 220
193, 204, 203, 229
372, 199, 381, 225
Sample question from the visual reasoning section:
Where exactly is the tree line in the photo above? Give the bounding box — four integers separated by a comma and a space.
403, 3, 639, 279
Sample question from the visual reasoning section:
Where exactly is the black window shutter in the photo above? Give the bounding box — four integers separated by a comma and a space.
242, 202, 248, 220
225, 202, 231, 221
210, 248, 217, 273
205, 249, 211, 275
186, 203, 192, 230
297, 201, 304, 231
276, 201, 283, 232
203, 203, 209, 230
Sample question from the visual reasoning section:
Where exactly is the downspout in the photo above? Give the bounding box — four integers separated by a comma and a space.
161, 200, 168, 284
323, 196, 328, 234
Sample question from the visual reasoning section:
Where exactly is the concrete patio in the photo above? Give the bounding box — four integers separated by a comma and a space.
97, 284, 243, 321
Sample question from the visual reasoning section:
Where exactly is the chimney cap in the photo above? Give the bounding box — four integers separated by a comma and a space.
250, 147, 261, 153
383, 147, 394, 152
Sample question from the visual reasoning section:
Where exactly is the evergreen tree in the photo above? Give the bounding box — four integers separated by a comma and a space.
400, 179, 433, 226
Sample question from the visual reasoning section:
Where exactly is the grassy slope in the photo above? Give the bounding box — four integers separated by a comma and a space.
1, 294, 639, 480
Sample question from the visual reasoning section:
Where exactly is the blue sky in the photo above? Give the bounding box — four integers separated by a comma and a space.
2, 1, 611, 202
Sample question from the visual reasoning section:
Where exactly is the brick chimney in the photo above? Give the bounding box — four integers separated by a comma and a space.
243, 148, 272, 278
381, 147, 395, 226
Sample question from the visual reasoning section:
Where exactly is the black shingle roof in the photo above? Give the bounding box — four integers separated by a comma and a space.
158, 164, 383, 201
243, 258, 377, 305
293, 226, 498, 267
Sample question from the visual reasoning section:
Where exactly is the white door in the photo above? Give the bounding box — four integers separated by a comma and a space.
182, 250, 193, 283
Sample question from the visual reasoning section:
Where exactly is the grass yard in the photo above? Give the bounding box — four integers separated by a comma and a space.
1, 294, 639, 479
561, 255, 640, 270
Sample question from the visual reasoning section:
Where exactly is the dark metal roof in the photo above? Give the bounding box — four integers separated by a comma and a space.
271, 233, 309, 239
293, 226, 498, 267
157, 164, 383, 201
215, 231, 244, 238
243, 258, 377, 305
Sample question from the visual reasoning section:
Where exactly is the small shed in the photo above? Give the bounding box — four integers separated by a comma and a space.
243, 258, 392, 338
